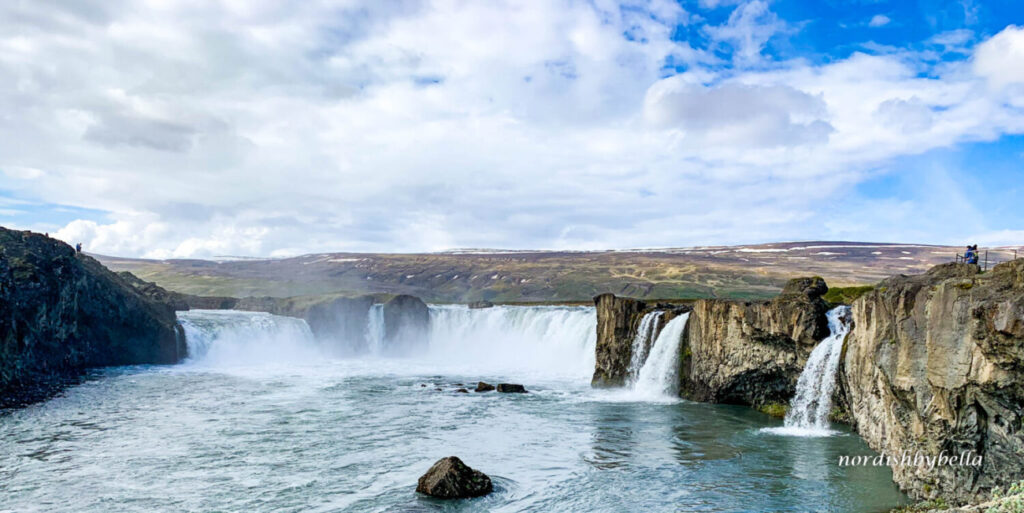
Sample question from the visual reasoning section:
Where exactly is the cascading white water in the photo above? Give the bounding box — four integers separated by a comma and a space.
632, 313, 690, 399
177, 310, 321, 367
626, 311, 664, 384
772, 305, 852, 436
425, 305, 597, 379
365, 304, 385, 354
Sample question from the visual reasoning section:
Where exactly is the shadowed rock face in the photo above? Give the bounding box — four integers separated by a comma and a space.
234, 295, 375, 354
679, 277, 831, 407
0, 229, 184, 407
416, 456, 493, 499
843, 261, 1024, 503
381, 294, 429, 354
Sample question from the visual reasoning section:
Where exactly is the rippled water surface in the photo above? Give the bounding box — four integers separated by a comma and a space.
0, 308, 908, 512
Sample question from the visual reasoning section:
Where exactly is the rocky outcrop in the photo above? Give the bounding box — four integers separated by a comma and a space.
381, 294, 429, 354
234, 295, 375, 354
0, 229, 184, 407
475, 381, 495, 392
416, 456, 493, 499
679, 277, 830, 407
843, 261, 1024, 503
591, 294, 691, 387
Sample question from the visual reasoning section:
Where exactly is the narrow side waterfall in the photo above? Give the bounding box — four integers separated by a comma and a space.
774, 305, 852, 435
632, 313, 690, 399
365, 304, 385, 354
626, 311, 664, 384
426, 305, 597, 379
177, 310, 321, 367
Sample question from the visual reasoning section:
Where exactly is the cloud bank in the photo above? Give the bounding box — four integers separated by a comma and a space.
0, 1, 1022, 257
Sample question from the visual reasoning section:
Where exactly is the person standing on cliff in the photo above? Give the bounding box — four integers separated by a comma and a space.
75, 242, 82, 254
965, 245, 979, 265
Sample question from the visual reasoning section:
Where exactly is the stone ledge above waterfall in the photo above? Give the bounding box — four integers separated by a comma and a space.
679, 277, 831, 407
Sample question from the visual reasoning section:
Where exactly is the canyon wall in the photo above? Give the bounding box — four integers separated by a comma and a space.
843, 261, 1024, 502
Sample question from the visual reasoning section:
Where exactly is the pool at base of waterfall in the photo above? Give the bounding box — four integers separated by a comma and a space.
0, 307, 908, 512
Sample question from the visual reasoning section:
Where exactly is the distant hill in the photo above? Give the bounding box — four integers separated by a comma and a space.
96, 242, 1022, 303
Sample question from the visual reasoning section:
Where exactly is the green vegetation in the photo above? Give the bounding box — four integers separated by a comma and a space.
757, 402, 788, 419
989, 480, 1024, 513
888, 498, 948, 512
823, 285, 874, 305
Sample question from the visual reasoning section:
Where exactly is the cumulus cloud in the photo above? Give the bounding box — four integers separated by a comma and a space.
0, 1, 1022, 257
869, 15, 891, 28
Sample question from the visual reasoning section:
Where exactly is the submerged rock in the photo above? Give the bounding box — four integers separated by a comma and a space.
416, 456, 493, 499
496, 383, 527, 393
475, 381, 495, 392
455, 388, 469, 393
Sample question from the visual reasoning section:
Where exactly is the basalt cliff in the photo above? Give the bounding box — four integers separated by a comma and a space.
0, 229, 184, 407
844, 261, 1024, 503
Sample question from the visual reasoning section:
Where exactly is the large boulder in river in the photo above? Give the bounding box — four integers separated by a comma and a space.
496, 383, 527, 393
382, 294, 429, 355
416, 456, 493, 499
0, 228, 185, 407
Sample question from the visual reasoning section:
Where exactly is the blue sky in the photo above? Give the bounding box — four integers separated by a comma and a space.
0, 0, 1022, 257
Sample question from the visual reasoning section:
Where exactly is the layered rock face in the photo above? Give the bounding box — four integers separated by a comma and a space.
843, 261, 1024, 503
0, 229, 184, 407
679, 277, 831, 406
590, 293, 690, 387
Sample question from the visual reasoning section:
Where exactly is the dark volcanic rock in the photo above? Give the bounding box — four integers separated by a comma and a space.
416, 456, 493, 499
496, 383, 526, 393
468, 300, 494, 309
117, 271, 192, 311
455, 388, 469, 393
0, 229, 184, 407
475, 381, 495, 392
382, 294, 430, 354
230, 295, 374, 354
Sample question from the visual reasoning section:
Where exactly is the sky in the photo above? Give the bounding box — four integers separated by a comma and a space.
1, 0, 1022, 258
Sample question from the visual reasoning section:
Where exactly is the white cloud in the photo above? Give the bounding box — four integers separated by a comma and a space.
973, 25, 1024, 88
1, 2, 1023, 257
869, 15, 891, 28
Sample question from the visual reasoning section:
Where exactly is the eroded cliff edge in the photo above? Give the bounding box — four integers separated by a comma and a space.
680, 277, 830, 407
0, 229, 184, 407
844, 261, 1024, 503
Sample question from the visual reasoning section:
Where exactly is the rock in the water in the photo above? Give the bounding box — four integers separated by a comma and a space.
496, 383, 527, 393
455, 388, 469, 393
416, 456, 493, 499
475, 381, 495, 392
468, 300, 494, 309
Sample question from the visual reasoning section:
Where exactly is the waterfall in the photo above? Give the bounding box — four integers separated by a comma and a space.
425, 305, 597, 379
177, 310, 321, 367
769, 305, 852, 436
631, 313, 690, 399
626, 311, 664, 384
177, 305, 597, 380
365, 304, 385, 354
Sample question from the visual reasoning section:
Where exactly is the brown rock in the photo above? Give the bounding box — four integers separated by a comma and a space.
415, 456, 493, 499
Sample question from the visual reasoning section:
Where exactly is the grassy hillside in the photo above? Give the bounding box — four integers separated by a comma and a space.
97, 242, 1022, 303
